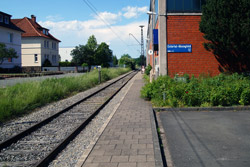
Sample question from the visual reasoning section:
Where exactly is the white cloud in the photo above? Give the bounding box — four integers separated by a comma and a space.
94, 11, 122, 25
39, 6, 148, 58
122, 6, 148, 19
46, 15, 64, 21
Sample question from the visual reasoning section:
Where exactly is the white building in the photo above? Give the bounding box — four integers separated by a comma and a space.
59, 47, 74, 62
0, 11, 24, 69
12, 15, 61, 72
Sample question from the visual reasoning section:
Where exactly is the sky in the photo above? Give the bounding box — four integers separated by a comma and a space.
1, 0, 149, 60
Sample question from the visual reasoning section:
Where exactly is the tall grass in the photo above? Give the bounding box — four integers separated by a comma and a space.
141, 73, 250, 107
0, 68, 130, 123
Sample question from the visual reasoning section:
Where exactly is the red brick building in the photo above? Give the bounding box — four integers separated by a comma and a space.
146, 0, 221, 77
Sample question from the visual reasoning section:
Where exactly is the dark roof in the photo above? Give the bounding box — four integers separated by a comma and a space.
0, 11, 25, 33
12, 16, 61, 42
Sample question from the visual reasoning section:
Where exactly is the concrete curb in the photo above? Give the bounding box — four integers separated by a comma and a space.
154, 106, 250, 112
155, 111, 173, 167
149, 108, 165, 167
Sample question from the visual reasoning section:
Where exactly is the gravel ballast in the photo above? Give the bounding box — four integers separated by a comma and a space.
0, 72, 136, 167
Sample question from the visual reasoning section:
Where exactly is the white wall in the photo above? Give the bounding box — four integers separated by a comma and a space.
0, 27, 22, 68
21, 37, 42, 66
22, 37, 60, 67
59, 47, 74, 62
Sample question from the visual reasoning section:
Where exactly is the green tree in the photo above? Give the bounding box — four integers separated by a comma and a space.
0, 43, 18, 65
134, 55, 146, 66
95, 42, 112, 67
119, 54, 135, 70
119, 54, 131, 65
86, 35, 98, 51
199, 0, 250, 73
113, 55, 118, 66
71, 45, 87, 65
71, 35, 114, 70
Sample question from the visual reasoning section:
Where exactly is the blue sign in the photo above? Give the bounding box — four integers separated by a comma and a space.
167, 44, 192, 53
153, 29, 158, 45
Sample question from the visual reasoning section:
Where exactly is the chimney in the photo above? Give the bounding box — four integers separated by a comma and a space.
31, 15, 36, 22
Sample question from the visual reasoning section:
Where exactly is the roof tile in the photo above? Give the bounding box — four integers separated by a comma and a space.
12, 16, 61, 42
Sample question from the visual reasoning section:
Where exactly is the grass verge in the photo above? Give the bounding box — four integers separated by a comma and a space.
0, 68, 130, 124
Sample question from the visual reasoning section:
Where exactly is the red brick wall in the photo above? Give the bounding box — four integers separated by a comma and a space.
167, 15, 220, 77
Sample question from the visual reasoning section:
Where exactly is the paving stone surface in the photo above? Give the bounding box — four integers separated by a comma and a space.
82, 73, 160, 167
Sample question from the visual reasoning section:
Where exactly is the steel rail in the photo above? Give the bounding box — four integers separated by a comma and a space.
35, 71, 138, 167
0, 71, 135, 151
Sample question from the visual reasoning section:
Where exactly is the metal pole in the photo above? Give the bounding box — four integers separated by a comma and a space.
139, 25, 145, 66
151, 14, 154, 74
98, 67, 101, 83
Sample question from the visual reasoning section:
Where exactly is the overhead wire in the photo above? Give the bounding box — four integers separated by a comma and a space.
82, 0, 131, 48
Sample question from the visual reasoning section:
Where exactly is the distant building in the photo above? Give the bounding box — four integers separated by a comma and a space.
12, 15, 61, 72
0, 11, 24, 69
59, 47, 74, 62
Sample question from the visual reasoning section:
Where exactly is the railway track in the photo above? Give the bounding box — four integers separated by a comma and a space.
0, 71, 137, 167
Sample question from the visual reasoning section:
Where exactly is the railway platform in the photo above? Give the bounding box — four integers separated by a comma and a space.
80, 73, 164, 167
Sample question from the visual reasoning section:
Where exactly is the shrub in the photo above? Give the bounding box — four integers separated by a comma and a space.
141, 73, 250, 107
43, 59, 52, 67
145, 64, 152, 75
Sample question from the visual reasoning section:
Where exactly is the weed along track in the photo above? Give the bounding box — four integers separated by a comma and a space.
0, 71, 137, 167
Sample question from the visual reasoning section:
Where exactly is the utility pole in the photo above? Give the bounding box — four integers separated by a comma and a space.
139, 25, 145, 66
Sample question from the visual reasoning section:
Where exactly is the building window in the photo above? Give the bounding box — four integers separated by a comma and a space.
52, 42, 57, 50
167, 0, 206, 13
44, 40, 50, 48
52, 55, 56, 63
45, 54, 49, 60
9, 33, 13, 43
43, 29, 49, 35
0, 14, 3, 22
4, 16, 9, 24
34, 54, 38, 62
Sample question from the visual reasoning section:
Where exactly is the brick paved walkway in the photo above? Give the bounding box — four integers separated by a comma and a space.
82, 73, 163, 167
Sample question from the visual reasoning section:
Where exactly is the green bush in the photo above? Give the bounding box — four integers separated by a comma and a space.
141, 73, 250, 107
43, 59, 52, 67
0, 68, 130, 123
145, 64, 152, 75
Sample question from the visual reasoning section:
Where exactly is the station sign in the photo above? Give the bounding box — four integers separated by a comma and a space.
167, 44, 192, 53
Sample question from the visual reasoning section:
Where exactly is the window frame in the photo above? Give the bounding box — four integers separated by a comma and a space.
167, 0, 205, 13
0, 14, 3, 22
34, 54, 38, 63
52, 55, 57, 63
9, 33, 13, 43
4, 16, 9, 24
